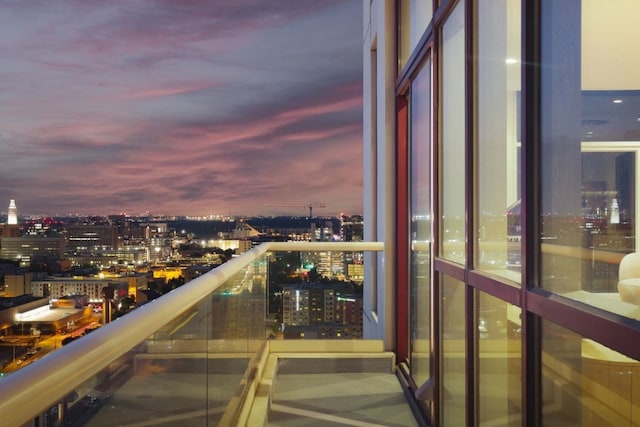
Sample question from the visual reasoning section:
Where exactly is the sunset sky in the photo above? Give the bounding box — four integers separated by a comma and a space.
0, 1, 363, 218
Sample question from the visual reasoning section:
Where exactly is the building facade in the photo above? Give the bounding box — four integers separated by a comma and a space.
65, 225, 119, 254
281, 283, 362, 339
0, 236, 66, 266
7, 199, 17, 225
0, 224, 20, 238
363, 0, 640, 425
4, 273, 32, 297
31, 278, 129, 303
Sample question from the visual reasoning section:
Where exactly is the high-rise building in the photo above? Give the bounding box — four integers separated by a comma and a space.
363, 0, 640, 424
340, 214, 363, 242
0, 224, 20, 238
64, 225, 119, 254
280, 283, 361, 339
7, 199, 17, 225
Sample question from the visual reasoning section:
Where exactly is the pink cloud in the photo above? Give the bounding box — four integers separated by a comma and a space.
118, 82, 219, 100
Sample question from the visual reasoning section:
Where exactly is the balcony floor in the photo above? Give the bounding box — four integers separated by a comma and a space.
250, 351, 420, 427
269, 371, 419, 426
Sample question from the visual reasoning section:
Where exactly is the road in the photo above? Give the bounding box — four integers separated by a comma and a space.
0, 322, 101, 376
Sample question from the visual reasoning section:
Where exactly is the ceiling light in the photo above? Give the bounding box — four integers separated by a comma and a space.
505, 58, 518, 64
613, 99, 623, 104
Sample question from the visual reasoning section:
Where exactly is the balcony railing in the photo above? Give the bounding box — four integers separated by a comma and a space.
0, 241, 384, 426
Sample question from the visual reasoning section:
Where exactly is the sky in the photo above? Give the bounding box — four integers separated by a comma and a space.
0, 0, 363, 218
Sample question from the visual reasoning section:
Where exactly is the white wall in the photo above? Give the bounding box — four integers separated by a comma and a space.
362, 0, 396, 350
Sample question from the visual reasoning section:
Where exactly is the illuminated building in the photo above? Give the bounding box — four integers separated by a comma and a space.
281, 283, 362, 339
7, 199, 17, 225
0, 223, 20, 238
236, 239, 253, 254
0, 236, 65, 266
231, 221, 261, 239
340, 214, 363, 242
3, 273, 33, 297
65, 225, 119, 253
31, 278, 128, 304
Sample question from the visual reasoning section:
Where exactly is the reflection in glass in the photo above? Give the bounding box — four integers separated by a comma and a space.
441, 0, 466, 264
272, 251, 366, 339
540, 0, 640, 320
410, 59, 432, 387
48, 257, 268, 425
441, 275, 466, 426
477, 291, 521, 426
398, 0, 433, 72
541, 319, 640, 426
476, 0, 521, 283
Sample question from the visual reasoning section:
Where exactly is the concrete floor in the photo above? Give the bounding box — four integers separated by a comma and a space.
269, 372, 419, 427
267, 357, 420, 427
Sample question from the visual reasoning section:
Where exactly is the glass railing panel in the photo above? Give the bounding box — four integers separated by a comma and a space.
43, 256, 267, 426
0, 250, 268, 427
0, 242, 382, 426
266, 250, 366, 340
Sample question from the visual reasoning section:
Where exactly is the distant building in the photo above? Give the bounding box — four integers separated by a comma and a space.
0, 224, 20, 238
0, 295, 50, 334
340, 214, 363, 242
4, 273, 33, 297
7, 200, 17, 225
302, 251, 344, 279
31, 278, 128, 303
51, 294, 89, 309
68, 246, 148, 267
311, 220, 335, 242
0, 236, 66, 266
236, 239, 253, 255
281, 283, 362, 338
334, 294, 363, 327
183, 265, 214, 282
232, 222, 261, 239
65, 225, 119, 254
340, 214, 364, 282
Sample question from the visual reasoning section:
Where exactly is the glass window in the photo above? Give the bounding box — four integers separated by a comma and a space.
440, 0, 466, 264
477, 291, 521, 425
541, 319, 640, 426
475, 0, 521, 283
398, 0, 433, 72
441, 275, 466, 426
540, 0, 640, 319
410, 59, 432, 387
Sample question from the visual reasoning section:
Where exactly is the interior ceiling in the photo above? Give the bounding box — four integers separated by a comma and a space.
582, 91, 640, 141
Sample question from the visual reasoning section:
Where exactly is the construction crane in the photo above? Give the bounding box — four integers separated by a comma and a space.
264, 203, 326, 217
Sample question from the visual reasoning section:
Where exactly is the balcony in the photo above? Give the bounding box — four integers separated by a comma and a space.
0, 242, 421, 426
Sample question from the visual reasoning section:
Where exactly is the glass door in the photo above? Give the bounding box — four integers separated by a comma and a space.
409, 58, 432, 388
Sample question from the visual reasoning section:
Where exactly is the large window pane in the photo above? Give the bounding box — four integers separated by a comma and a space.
410, 59, 432, 387
540, 0, 640, 320
542, 319, 640, 426
475, 0, 521, 283
441, 275, 466, 426
440, 0, 466, 264
398, 0, 433, 72
477, 291, 521, 426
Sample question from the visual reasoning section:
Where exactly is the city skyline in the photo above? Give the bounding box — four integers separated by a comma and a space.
0, 1, 363, 217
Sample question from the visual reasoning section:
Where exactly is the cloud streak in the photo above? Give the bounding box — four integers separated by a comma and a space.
0, 1, 363, 217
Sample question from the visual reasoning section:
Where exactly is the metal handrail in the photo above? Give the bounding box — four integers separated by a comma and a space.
0, 241, 383, 426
